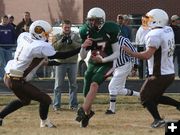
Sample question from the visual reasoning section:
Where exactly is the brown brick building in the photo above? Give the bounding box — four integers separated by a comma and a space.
83, 0, 180, 22
0, 0, 179, 25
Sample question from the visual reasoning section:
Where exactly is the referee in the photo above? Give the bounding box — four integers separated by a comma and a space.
105, 35, 140, 114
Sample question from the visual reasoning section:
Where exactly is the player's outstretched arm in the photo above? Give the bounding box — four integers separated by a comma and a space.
122, 45, 156, 60
48, 47, 81, 59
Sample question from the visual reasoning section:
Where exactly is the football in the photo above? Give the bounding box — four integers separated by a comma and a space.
91, 50, 107, 58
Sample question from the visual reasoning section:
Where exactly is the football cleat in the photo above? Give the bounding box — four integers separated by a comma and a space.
151, 119, 165, 128
40, 119, 56, 128
80, 110, 95, 128
105, 109, 115, 114
75, 107, 86, 122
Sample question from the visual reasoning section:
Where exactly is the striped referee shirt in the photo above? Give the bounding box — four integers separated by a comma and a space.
115, 36, 138, 68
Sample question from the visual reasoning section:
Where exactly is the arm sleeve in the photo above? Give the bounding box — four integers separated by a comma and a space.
102, 42, 120, 63
80, 47, 89, 60
48, 47, 81, 59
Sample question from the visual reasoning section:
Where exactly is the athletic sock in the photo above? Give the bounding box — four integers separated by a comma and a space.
109, 95, 116, 112
159, 95, 180, 107
0, 100, 24, 119
126, 89, 140, 96
132, 90, 140, 96
39, 103, 50, 120
145, 101, 162, 120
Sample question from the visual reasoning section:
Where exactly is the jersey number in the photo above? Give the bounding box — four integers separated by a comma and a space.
168, 39, 175, 57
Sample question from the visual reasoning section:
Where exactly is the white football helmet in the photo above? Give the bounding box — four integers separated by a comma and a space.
87, 7, 106, 29
29, 20, 52, 41
146, 9, 169, 28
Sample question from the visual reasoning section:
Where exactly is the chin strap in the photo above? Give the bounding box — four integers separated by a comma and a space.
31, 33, 46, 41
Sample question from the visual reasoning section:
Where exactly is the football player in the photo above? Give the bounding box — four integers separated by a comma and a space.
0, 20, 80, 127
122, 9, 180, 128
75, 7, 120, 127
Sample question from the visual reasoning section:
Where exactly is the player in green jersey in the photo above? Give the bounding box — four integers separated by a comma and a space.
75, 7, 120, 127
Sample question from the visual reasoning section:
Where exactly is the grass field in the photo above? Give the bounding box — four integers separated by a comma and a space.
0, 93, 179, 135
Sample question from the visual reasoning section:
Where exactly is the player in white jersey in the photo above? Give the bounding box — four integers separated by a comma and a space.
0, 20, 80, 127
122, 9, 180, 128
